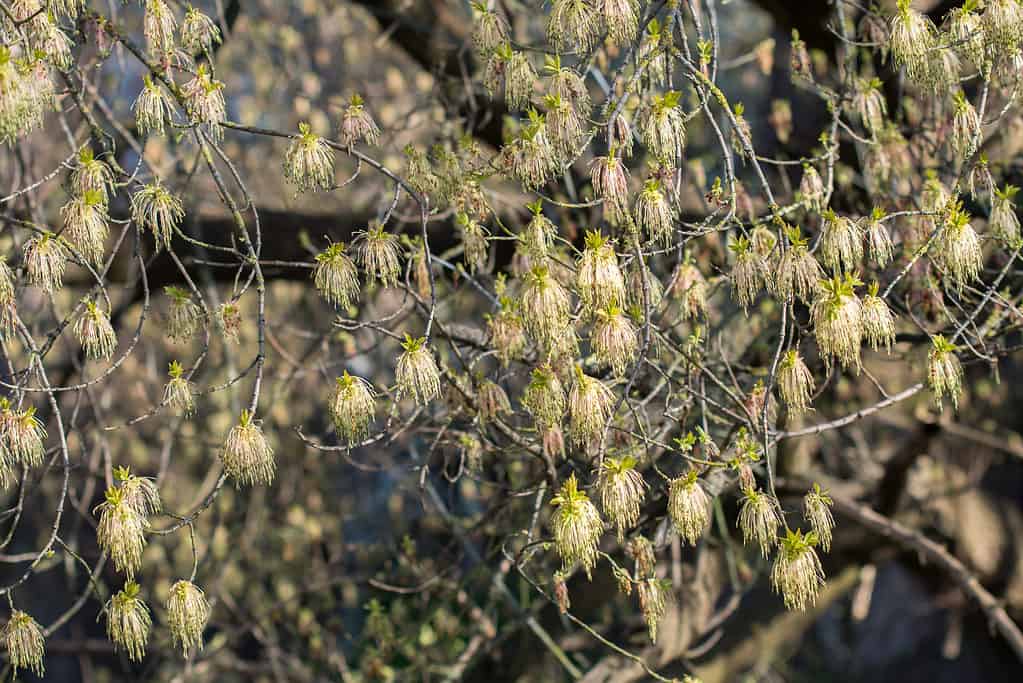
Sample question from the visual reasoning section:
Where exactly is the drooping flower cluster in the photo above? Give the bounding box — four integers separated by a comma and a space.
550, 474, 604, 577
23, 233, 68, 293
772, 529, 825, 611
330, 371, 376, 445
104, 581, 152, 662
778, 350, 815, 416
166, 580, 211, 656
284, 122, 336, 192
668, 470, 711, 545
95, 481, 150, 578
0, 398, 47, 473
738, 487, 781, 558
812, 274, 863, 371
395, 335, 441, 405
595, 455, 646, 541
314, 241, 360, 309
2, 610, 45, 677
74, 300, 118, 360
132, 179, 186, 250
928, 335, 964, 410
163, 360, 196, 417
221, 410, 276, 486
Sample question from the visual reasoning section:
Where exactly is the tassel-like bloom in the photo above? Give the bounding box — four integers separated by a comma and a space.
180, 5, 222, 54
799, 164, 825, 213
803, 483, 835, 552
221, 410, 275, 486
637, 578, 672, 643
23, 232, 68, 293
639, 91, 686, 166
144, 0, 177, 57
668, 260, 708, 320
164, 286, 202, 343
865, 207, 894, 267
547, 58, 591, 121
589, 152, 630, 224
983, 0, 1023, 55
889, 0, 937, 83
218, 302, 242, 343
395, 335, 441, 405
74, 301, 117, 360
668, 470, 711, 545
70, 148, 115, 203
32, 13, 73, 69
738, 487, 781, 558
820, 210, 863, 274
928, 335, 964, 410
772, 228, 821, 303
0, 399, 46, 468
628, 535, 657, 579
523, 365, 566, 429
3, 610, 45, 677
314, 242, 359, 309
771, 529, 825, 611
811, 274, 863, 371
861, 283, 896, 352
95, 485, 148, 578
166, 580, 210, 656
547, 0, 600, 53
544, 93, 586, 162
626, 262, 664, 312
132, 75, 175, 136
521, 266, 571, 349
104, 581, 152, 662
338, 94, 380, 148
923, 48, 960, 93
476, 378, 511, 422
946, 3, 986, 69
522, 202, 557, 258
634, 179, 674, 244
729, 236, 766, 311
576, 230, 625, 311
404, 145, 439, 197
934, 203, 982, 292
991, 184, 1021, 244
778, 350, 815, 416
951, 91, 981, 159
284, 122, 336, 192
596, 455, 646, 541
61, 190, 109, 265
591, 303, 638, 376
471, 5, 509, 56
504, 111, 558, 190
114, 466, 162, 518
132, 180, 185, 249
0, 260, 14, 341
488, 45, 536, 110
0, 47, 45, 143
181, 64, 227, 136
851, 78, 886, 139
457, 212, 489, 273
163, 361, 195, 417
550, 474, 604, 576
602, 0, 640, 46
330, 371, 375, 445
487, 297, 527, 365
568, 367, 614, 446
353, 224, 402, 287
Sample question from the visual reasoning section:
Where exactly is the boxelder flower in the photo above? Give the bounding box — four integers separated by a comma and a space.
550, 473, 604, 577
